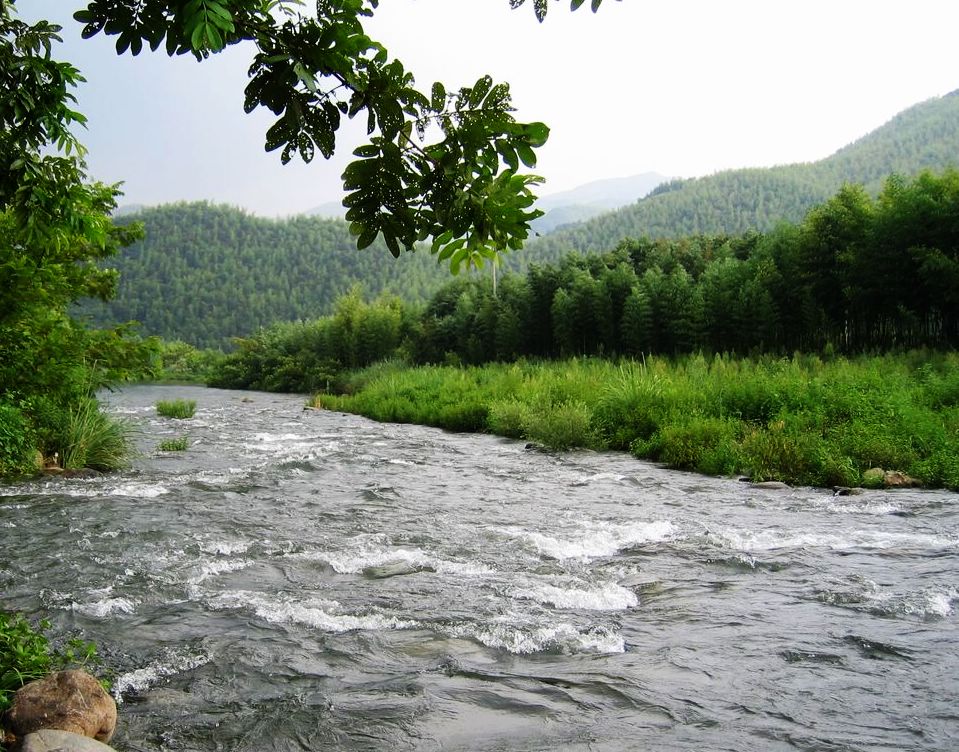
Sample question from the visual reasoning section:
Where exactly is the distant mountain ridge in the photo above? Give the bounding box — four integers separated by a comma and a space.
530, 172, 669, 233
521, 90, 959, 263
305, 172, 671, 233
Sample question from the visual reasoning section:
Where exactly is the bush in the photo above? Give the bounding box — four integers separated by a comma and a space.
522, 400, 594, 450
0, 613, 101, 714
158, 436, 189, 452
487, 399, 529, 438
155, 399, 196, 419
0, 404, 34, 476
645, 416, 743, 476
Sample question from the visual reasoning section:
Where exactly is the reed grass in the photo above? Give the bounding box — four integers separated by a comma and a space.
158, 436, 189, 452
61, 398, 132, 471
318, 352, 959, 490
155, 399, 196, 419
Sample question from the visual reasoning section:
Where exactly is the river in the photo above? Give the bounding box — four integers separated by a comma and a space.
1, 385, 957, 751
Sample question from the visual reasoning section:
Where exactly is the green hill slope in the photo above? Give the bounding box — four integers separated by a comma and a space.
80, 202, 455, 348
84, 91, 959, 347
522, 90, 959, 261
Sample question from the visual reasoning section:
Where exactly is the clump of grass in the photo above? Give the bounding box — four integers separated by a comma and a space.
487, 399, 529, 438
158, 436, 189, 452
155, 399, 196, 419
522, 399, 594, 451
61, 398, 132, 471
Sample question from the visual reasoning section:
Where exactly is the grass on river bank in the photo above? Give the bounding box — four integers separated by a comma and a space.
312, 352, 959, 491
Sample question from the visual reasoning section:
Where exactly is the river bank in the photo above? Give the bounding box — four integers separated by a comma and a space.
312, 352, 959, 491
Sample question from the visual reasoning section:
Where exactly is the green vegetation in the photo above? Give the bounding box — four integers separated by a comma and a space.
82, 92, 959, 349
80, 204, 453, 348
316, 353, 959, 490
153, 340, 226, 383
211, 171, 959, 394
158, 436, 189, 452
155, 399, 197, 419
0, 612, 102, 714
72, 0, 592, 271
61, 398, 133, 471
0, 4, 154, 479
528, 90, 959, 264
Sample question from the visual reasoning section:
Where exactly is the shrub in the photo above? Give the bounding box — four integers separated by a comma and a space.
487, 399, 529, 438
61, 398, 132, 472
0, 404, 34, 476
158, 436, 189, 452
155, 399, 196, 419
648, 416, 743, 476
522, 400, 594, 450
0, 613, 101, 714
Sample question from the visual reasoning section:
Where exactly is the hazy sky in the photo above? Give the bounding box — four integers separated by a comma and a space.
21, 0, 959, 216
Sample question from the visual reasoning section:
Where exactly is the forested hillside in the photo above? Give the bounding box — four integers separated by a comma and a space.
524, 90, 959, 261
211, 170, 959, 394
79, 203, 455, 348
83, 91, 959, 347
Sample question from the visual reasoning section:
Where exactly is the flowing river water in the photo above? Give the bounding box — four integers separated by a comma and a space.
2, 385, 958, 751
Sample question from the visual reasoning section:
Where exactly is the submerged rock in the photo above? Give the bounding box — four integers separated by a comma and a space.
4, 670, 117, 744
832, 486, 864, 496
751, 481, 791, 490
19, 729, 116, 752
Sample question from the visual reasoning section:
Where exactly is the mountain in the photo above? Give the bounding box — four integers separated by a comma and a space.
79, 202, 456, 349
303, 199, 347, 220
83, 90, 959, 347
531, 172, 669, 233
522, 90, 959, 263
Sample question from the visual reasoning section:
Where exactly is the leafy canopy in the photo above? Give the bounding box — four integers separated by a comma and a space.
72, 0, 614, 272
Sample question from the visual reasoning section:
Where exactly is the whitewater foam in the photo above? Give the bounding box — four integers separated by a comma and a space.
444, 619, 625, 655
74, 597, 136, 618
207, 590, 418, 633
711, 528, 959, 553
511, 580, 639, 611
113, 649, 211, 701
499, 518, 678, 560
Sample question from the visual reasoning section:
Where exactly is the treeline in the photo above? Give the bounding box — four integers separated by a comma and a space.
525, 89, 959, 264
210, 170, 959, 391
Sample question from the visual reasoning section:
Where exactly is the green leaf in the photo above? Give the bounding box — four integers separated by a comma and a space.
468, 75, 493, 108
515, 142, 537, 168
431, 81, 446, 111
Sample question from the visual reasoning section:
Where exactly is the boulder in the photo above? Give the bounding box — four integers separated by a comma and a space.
19, 729, 117, 752
4, 671, 116, 744
883, 470, 920, 488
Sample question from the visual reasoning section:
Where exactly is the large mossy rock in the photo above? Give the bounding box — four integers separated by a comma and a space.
3, 671, 116, 744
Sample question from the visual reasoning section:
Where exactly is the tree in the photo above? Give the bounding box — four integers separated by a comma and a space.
1, 2, 153, 474
71, 0, 614, 272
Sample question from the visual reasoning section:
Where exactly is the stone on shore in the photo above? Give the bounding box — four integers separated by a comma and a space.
19, 729, 117, 752
4, 670, 116, 744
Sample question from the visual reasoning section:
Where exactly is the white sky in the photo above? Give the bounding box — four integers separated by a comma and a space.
21, 0, 959, 216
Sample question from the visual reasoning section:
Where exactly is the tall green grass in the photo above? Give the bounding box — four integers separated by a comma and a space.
156, 399, 196, 419
317, 352, 959, 490
61, 398, 132, 472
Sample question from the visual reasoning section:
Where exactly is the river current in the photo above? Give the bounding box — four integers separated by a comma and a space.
1, 385, 957, 751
